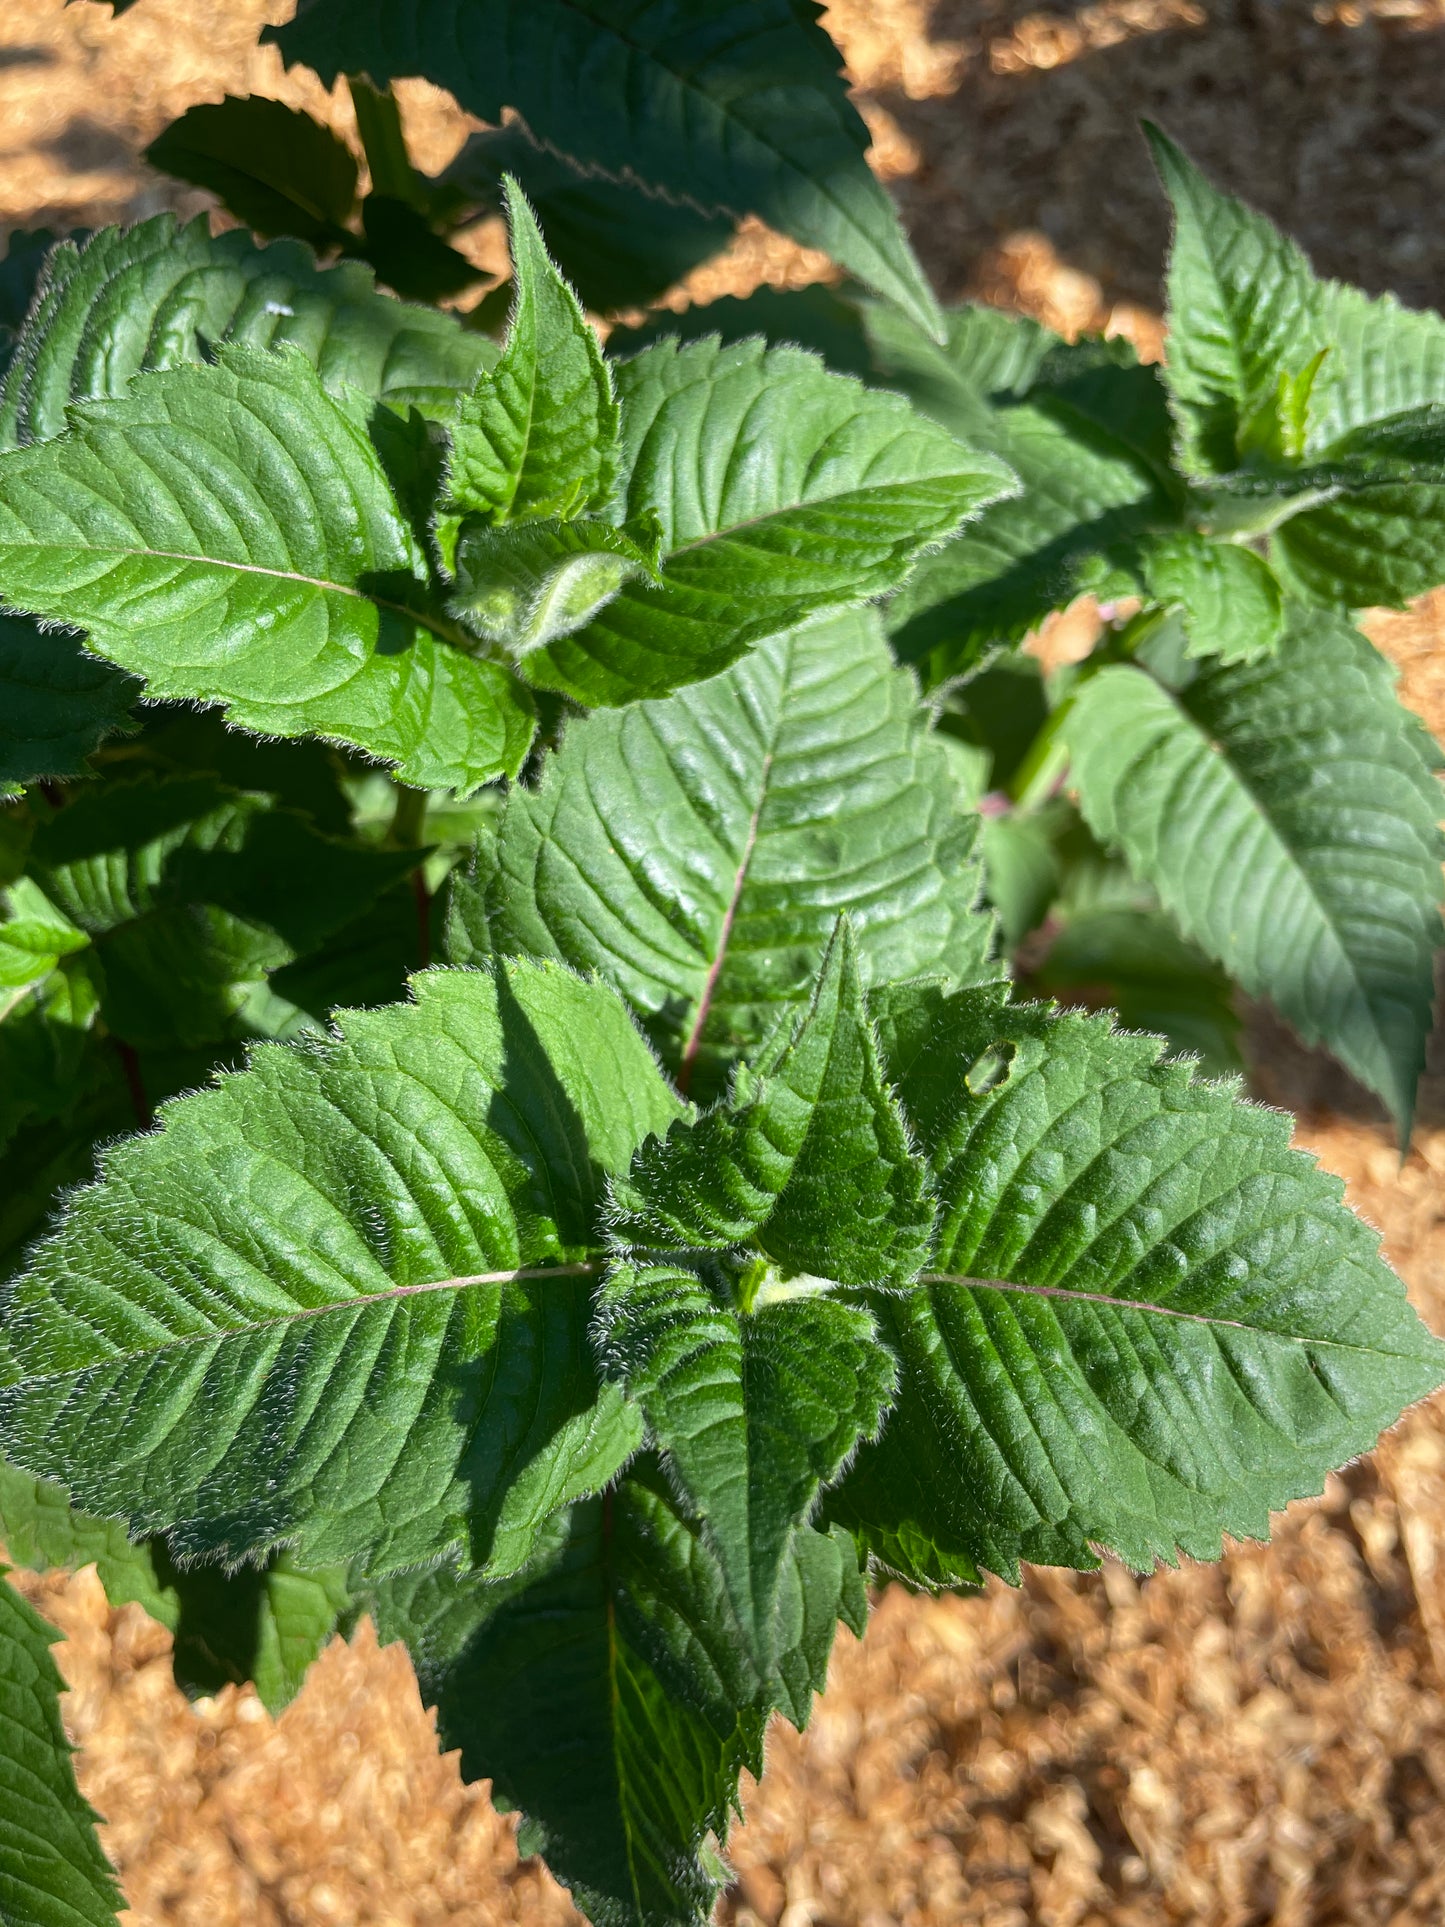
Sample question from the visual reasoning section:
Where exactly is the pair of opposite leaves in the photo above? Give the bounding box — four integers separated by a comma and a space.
0, 181, 1013, 795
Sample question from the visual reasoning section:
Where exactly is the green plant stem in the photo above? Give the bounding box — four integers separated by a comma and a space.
1007, 699, 1073, 809
347, 76, 422, 207
389, 782, 429, 848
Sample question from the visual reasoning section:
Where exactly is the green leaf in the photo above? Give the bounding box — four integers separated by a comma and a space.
0, 344, 535, 792
610, 920, 934, 1287
0, 215, 493, 447
979, 811, 1060, 949
144, 97, 359, 250
1146, 124, 1323, 477
827, 978, 1445, 1585
596, 1265, 893, 1686
0, 1567, 123, 1927
19, 772, 417, 1048
1140, 530, 1284, 663
358, 194, 482, 305
0, 961, 681, 1576
447, 608, 996, 1098
28, 775, 411, 957
167, 1553, 353, 1714
0, 965, 103, 1156
444, 179, 619, 528
269, 0, 944, 339
122, 704, 353, 836
0, 613, 139, 796
442, 126, 734, 315
1272, 478, 1445, 610
605, 282, 874, 374
1306, 280, 1445, 459
0, 229, 68, 384
0, 879, 87, 1010
449, 515, 662, 657
370, 1466, 859, 1927
1064, 612, 1444, 1133
864, 304, 1175, 679
267, 880, 432, 1026
1031, 906, 1243, 1077
0, 1462, 178, 1630
522, 337, 1013, 704
371, 1488, 758, 1927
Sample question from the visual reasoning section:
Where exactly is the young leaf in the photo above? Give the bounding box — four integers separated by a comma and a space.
443, 126, 734, 315
0, 1568, 123, 1927
1140, 530, 1284, 663
0, 613, 139, 796
827, 979, 1445, 1584
268, 0, 944, 339
517, 336, 1016, 704
0, 344, 535, 791
1146, 124, 1324, 477
596, 1264, 894, 1686
610, 920, 935, 1287
1065, 611, 1443, 1134
449, 515, 662, 657
145, 97, 359, 249
447, 609, 996, 1097
444, 179, 619, 528
0, 962, 682, 1575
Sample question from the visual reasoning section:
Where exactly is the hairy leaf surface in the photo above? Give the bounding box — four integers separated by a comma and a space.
610, 920, 934, 1285
167, 1553, 353, 1715
1065, 612, 1443, 1132
0, 1568, 122, 1926
597, 1266, 892, 1684
19, 772, 417, 1048
1148, 124, 1322, 477
521, 337, 1014, 703
371, 1470, 862, 1927
0, 215, 492, 447
1140, 530, 1284, 663
1150, 126, 1445, 607
0, 962, 682, 1575
445, 179, 618, 528
447, 609, 995, 1097
827, 979, 1445, 1583
0, 345, 534, 790
269, 0, 943, 337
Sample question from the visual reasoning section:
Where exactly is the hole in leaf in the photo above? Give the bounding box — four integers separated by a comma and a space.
965, 1041, 1015, 1097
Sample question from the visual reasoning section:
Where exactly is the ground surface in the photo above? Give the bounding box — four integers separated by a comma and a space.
4, 3, 1445, 1924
